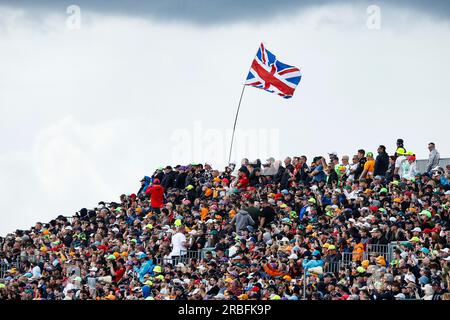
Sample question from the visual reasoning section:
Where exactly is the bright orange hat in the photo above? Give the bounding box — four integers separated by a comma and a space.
393, 198, 402, 203
113, 252, 120, 259
361, 260, 369, 268
283, 275, 292, 281
43, 230, 50, 236
121, 252, 128, 258
135, 207, 142, 213
200, 208, 209, 221
376, 256, 386, 266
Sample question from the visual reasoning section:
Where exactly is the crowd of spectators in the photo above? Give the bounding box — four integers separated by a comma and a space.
0, 139, 449, 300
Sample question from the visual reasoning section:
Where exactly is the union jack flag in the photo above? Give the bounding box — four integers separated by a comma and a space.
245, 43, 302, 99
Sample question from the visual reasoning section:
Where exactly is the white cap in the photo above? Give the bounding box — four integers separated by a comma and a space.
395, 293, 406, 300
389, 217, 397, 222
440, 248, 449, 253
288, 254, 298, 260
412, 227, 422, 232
64, 226, 72, 230
445, 190, 450, 195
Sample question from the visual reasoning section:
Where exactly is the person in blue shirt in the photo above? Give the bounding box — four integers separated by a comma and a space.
302, 250, 324, 276
133, 252, 155, 283
310, 157, 327, 183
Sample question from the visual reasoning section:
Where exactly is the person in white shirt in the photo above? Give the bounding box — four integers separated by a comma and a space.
394, 148, 407, 176
347, 155, 360, 182
401, 156, 418, 180
341, 155, 351, 176
170, 226, 187, 258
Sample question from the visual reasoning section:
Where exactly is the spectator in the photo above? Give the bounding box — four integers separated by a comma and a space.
230, 207, 255, 233
427, 142, 441, 174
145, 179, 165, 213
374, 145, 389, 177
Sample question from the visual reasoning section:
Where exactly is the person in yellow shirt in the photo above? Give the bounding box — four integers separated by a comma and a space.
360, 152, 375, 179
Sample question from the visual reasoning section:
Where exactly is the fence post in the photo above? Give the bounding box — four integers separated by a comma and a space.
303, 269, 307, 300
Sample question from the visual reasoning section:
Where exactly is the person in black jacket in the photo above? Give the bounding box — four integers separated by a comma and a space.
385, 156, 396, 182
161, 166, 178, 190
374, 145, 389, 177
174, 166, 187, 189
280, 166, 293, 190
354, 149, 366, 180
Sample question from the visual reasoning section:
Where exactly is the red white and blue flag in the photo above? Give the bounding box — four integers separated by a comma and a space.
245, 43, 301, 99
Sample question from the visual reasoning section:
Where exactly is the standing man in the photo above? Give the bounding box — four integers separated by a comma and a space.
170, 226, 187, 260
395, 139, 406, 157
230, 206, 255, 233
354, 149, 367, 181
145, 179, 165, 214
161, 165, 178, 190
426, 142, 440, 174
374, 145, 389, 177
360, 152, 375, 180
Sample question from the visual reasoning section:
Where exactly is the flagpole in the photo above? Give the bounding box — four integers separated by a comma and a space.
228, 84, 246, 164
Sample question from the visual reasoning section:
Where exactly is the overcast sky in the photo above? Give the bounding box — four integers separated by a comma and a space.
0, 1, 449, 235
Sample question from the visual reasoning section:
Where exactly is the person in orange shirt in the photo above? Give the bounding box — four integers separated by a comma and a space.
200, 206, 209, 221
360, 152, 375, 180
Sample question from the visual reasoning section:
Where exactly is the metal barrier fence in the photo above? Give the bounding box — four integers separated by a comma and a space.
200, 247, 216, 259
366, 244, 391, 262
180, 249, 202, 260
154, 248, 217, 266
155, 256, 189, 266
0, 258, 21, 279
416, 158, 450, 174
322, 261, 342, 274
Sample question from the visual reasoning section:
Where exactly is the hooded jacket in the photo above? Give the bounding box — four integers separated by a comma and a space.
145, 184, 165, 208
137, 176, 151, 197
230, 210, 255, 232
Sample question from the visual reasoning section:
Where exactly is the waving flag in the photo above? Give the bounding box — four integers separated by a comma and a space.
245, 43, 301, 99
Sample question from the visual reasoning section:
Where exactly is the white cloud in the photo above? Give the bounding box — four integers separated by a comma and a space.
0, 4, 449, 234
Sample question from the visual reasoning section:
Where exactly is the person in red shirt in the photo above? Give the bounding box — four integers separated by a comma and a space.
109, 259, 126, 284
145, 178, 165, 213
237, 170, 249, 190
